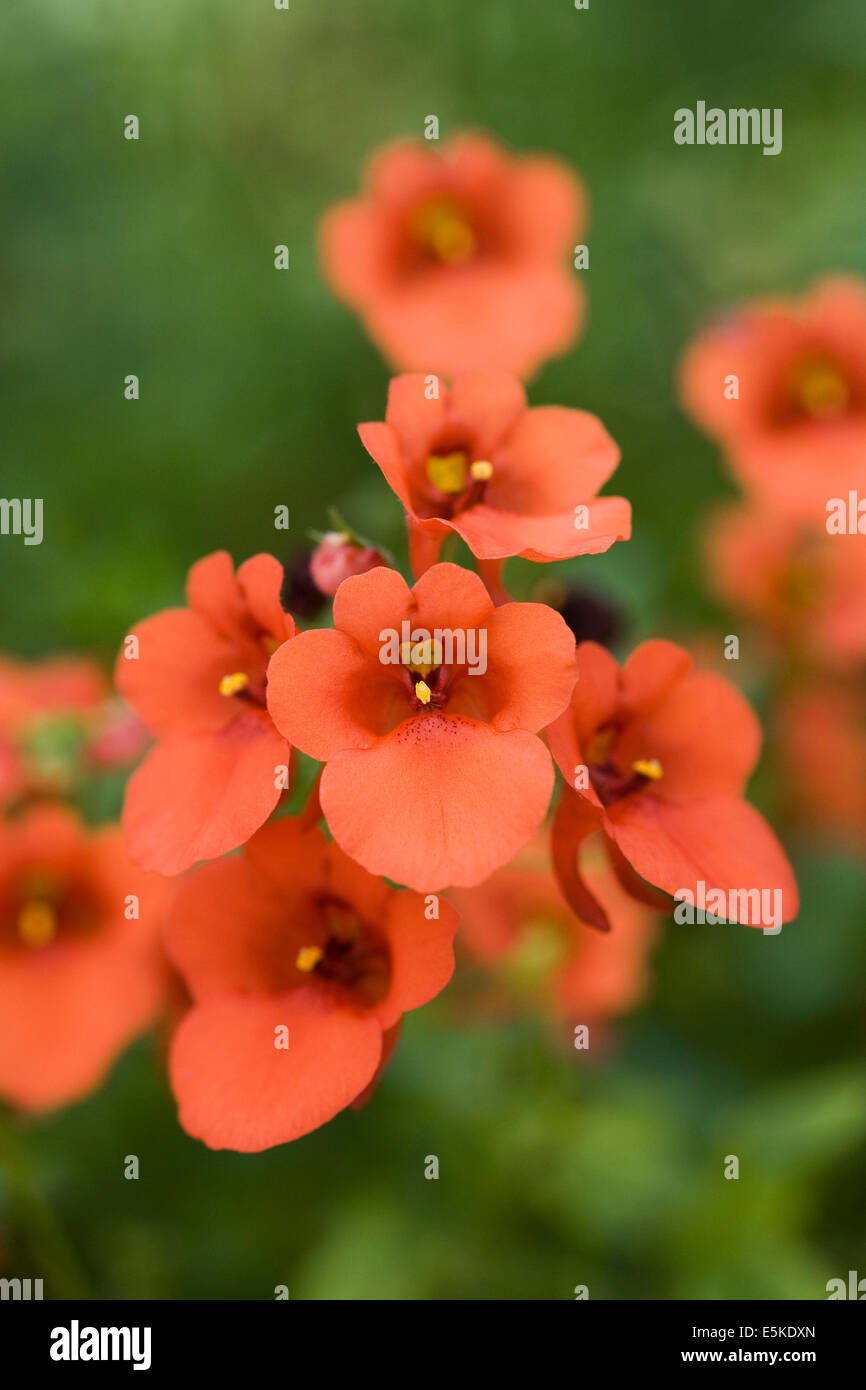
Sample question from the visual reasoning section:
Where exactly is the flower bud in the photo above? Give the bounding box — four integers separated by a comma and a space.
310, 532, 386, 596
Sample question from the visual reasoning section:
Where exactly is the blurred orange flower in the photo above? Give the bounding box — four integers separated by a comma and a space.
777, 681, 866, 850
678, 276, 866, 520
0, 655, 106, 727
0, 804, 168, 1112
705, 502, 866, 670
0, 654, 108, 805
451, 831, 658, 1025
319, 133, 585, 378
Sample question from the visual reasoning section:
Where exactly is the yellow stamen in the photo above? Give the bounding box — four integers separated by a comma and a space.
17, 900, 57, 949
415, 680, 432, 705
469, 459, 493, 482
296, 945, 324, 973
632, 758, 663, 781
219, 671, 249, 697
793, 358, 849, 420
400, 636, 443, 677
426, 451, 468, 495
412, 197, 476, 264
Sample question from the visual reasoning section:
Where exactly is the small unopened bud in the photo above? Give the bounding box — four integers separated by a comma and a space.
310, 532, 386, 596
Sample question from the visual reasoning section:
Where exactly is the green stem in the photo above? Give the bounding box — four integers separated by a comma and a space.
0, 1111, 92, 1298
439, 533, 459, 565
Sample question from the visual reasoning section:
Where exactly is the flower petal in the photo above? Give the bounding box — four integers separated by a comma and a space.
115, 608, 236, 737
410, 561, 494, 632
490, 406, 621, 513
321, 715, 555, 891
375, 891, 458, 1029
500, 155, 586, 259
165, 852, 319, 1001
619, 640, 693, 719
267, 627, 406, 760
186, 550, 250, 637
449, 495, 631, 561
332, 566, 413, 657
238, 554, 296, 643
447, 371, 527, 454
604, 794, 799, 925
357, 420, 415, 512
318, 200, 392, 304
0, 932, 165, 1112
473, 602, 577, 733
382, 373, 448, 460
547, 640, 620, 782
617, 671, 762, 799
169, 985, 383, 1151
550, 787, 609, 930
122, 721, 286, 874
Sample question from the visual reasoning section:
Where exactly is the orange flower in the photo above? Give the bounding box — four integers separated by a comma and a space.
679, 276, 866, 520
0, 654, 108, 805
266, 563, 578, 891
705, 502, 866, 669
777, 681, 866, 850
0, 654, 107, 727
452, 831, 657, 1023
165, 817, 458, 1151
319, 133, 585, 379
115, 552, 296, 875
358, 372, 629, 578
0, 804, 167, 1112
547, 640, 798, 930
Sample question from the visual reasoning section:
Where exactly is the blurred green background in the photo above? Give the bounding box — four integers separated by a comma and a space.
2, 0, 866, 1299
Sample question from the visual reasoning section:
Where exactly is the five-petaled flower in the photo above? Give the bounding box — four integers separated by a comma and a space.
116, 551, 296, 876
679, 276, 866, 521
0, 803, 167, 1112
165, 815, 458, 1151
319, 132, 585, 379
546, 639, 799, 930
358, 372, 630, 581
266, 563, 578, 891
705, 502, 866, 670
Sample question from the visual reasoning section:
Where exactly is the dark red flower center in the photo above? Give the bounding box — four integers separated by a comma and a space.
779, 352, 857, 425
414, 442, 494, 522
216, 634, 279, 710
397, 636, 456, 712
0, 867, 105, 953
585, 725, 663, 806
410, 196, 477, 266
296, 895, 390, 1008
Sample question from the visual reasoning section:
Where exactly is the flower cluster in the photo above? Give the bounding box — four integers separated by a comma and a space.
1, 132, 805, 1152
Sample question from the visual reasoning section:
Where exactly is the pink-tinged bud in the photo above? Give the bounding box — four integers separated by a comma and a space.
310, 532, 386, 596
87, 703, 150, 769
